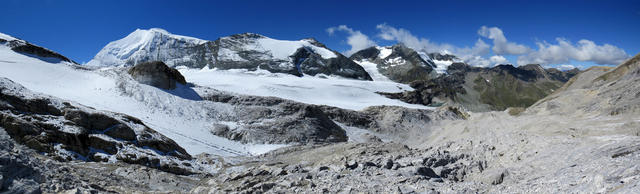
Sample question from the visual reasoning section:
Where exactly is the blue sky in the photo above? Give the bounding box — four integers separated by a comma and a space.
1, 0, 638, 68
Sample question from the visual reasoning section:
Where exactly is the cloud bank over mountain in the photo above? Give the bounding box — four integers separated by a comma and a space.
328, 24, 630, 68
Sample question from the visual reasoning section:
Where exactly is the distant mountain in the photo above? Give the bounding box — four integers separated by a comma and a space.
348, 44, 579, 111
454, 63, 579, 111
88, 28, 372, 80
349, 44, 438, 83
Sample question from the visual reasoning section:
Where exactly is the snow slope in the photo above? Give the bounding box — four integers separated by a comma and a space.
0, 43, 285, 157
246, 37, 337, 60
433, 60, 454, 74
0, 32, 17, 41
179, 67, 431, 111
377, 46, 393, 59
354, 60, 393, 82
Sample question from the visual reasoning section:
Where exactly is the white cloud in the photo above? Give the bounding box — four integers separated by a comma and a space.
478, 26, 530, 55
326, 25, 376, 56
517, 38, 629, 65
558, 64, 577, 70
490, 55, 509, 64
376, 23, 454, 53
455, 39, 491, 59
376, 24, 497, 66
461, 55, 510, 68
329, 24, 630, 67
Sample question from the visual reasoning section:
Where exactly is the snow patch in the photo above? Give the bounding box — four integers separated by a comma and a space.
377, 46, 393, 59
249, 37, 337, 60
433, 60, 454, 74
0, 32, 17, 41
354, 60, 392, 82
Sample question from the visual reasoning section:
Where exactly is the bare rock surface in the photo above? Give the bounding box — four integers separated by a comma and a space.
127, 61, 187, 90
0, 126, 204, 193
200, 88, 468, 144
0, 77, 196, 175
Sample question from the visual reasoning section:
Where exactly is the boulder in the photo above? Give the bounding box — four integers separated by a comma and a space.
127, 61, 187, 90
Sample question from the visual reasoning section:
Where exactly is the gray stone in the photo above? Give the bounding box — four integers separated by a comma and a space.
127, 61, 186, 90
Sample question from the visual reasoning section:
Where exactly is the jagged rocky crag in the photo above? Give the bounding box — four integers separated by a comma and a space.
350, 44, 438, 83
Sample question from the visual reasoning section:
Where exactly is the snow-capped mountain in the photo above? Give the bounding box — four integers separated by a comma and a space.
87, 28, 207, 67
349, 44, 438, 83
88, 28, 372, 80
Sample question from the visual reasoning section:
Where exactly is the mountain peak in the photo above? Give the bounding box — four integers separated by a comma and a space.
226, 32, 267, 40
146, 28, 170, 34
87, 28, 207, 66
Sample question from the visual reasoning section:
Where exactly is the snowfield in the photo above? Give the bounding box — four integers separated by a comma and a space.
179, 67, 431, 111
0, 45, 286, 157
354, 60, 393, 82
0, 40, 430, 157
245, 37, 337, 60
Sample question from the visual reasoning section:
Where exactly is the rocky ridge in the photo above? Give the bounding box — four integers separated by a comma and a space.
0, 35, 75, 64
0, 78, 198, 175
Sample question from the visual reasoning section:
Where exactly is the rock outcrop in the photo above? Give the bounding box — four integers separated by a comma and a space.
201, 89, 468, 144
0, 78, 194, 175
0, 37, 75, 63
127, 61, 187, 90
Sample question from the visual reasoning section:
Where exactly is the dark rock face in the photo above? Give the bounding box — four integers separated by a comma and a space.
350, 44, 437, 83
128, 61, 187, 90
204, 93, 348, 144
0, 78, 193, 175
428, 53, 459, 61
1, 38, 76, 64
208, 33, 372, 80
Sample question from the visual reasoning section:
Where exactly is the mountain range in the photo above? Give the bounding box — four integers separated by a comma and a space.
87, 28, 579, 111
